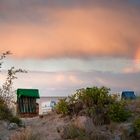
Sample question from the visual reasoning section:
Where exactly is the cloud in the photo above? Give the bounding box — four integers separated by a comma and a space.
123, 59, 140, 73
0, 1, 140, 59
1, 69, 140, 96
0, 70, 138, 96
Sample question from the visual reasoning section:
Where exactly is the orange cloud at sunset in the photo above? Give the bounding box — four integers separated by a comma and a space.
124, 47, 140, 73
0, 4, 140, 60
135, 47, 140, 60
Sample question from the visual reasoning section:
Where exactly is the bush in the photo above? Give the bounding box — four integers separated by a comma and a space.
0, 97, 21, 126
0, 97, 13, 120
75, 86, 112, 107
55, 98, 69, 115
67, 125, 85, 139
86, 107, 95, 117
56, 86, 132, 125
55, 86, 113, 117
75, 87, 113, 125
10, 116, 22, 126
134, 117, 140, 132
108, 101, 131, 122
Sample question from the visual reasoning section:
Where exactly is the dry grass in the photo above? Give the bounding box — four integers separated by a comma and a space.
10, 128, 41, 140
126, 99, 140, 117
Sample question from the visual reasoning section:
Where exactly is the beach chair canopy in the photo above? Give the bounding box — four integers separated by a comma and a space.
17, 89, 40, 98
121, 91, 136, 100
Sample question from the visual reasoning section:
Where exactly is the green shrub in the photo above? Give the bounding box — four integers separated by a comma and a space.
86, 107, 95, 117
67, 125, 85, 139
10, 116, 22, 126
0, 97, 13, 120
56, 86, 132, 125
55, 86, 113, 116
75, 86, 112, 107
55, 98, 69, 115
0, 97, 21, 125
108, 102, 131, 122
75, 87, 113, 125
134, 118, 140, 132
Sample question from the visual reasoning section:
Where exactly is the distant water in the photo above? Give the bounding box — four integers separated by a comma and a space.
37, 96, 66, 114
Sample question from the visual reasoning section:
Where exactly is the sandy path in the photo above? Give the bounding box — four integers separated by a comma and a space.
0, 112, 70, 140
22, 113, 68, 140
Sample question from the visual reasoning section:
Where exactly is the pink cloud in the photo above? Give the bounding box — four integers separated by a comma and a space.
1, 69, 140, 96
123, 59, 140, 73
0, 4, 140, 59
5, 71, 140, 96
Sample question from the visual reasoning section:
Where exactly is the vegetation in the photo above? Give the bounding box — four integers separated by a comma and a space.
108, 101, 131, 122
55, 98, 69, 115
0, 97, 13, 120
0, 52, 26, 105
0, 95, 22, 125
66, 125, 85, 139
0, 51, 26, 124
55, 86, 131, 124
133, 117, 140, 136
55, 87, 140, 140
9, 116, 22, 126
10, 128, 41, 140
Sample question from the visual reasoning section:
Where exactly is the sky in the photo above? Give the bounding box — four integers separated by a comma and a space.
0, 0, 140, 96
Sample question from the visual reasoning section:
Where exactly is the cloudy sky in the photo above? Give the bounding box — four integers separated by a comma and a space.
0, 0, 140, 96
